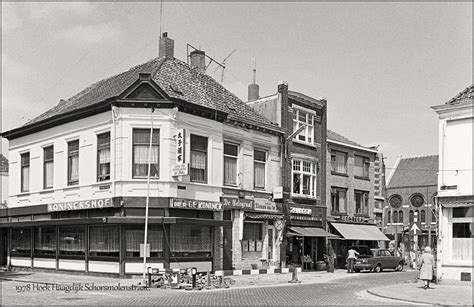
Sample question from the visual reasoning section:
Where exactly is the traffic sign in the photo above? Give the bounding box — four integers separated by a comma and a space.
409, 222, 421, 236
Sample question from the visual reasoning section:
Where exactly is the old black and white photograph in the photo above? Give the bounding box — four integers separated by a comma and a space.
0, 1, 472, 306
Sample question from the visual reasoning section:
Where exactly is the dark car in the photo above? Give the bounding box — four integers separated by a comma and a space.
354, 248, 404, 273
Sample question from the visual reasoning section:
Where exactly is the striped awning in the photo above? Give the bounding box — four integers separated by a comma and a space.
245, 212, 283, 220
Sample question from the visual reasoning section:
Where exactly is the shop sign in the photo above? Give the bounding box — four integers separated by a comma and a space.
290, 206, 312, 215
172, 163, 189, 176
176, 128, 185, 163
339, 215, 367, 223
220, 197, 254, 210
254, 200, 279, 213
170, 198, 222, 211
47, 198, 113, 212
273, 186, 283, 200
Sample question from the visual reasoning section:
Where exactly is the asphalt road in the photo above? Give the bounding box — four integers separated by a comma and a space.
1, 271, 417, 306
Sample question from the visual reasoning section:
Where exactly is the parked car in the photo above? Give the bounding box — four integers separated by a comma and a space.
353, 248, 404, 273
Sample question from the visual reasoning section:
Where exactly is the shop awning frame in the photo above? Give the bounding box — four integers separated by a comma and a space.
245, 212, 283, 220
330, 222, 390, 241
288, 226, 340, 238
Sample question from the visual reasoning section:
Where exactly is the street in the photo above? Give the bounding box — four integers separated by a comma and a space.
1, 271, 417, 305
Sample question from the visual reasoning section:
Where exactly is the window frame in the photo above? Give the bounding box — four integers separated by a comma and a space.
242, 221, 264, 256
330, 186, 347, 214
97, 132, 111, 182
223, 142, 239, 187
43, 146, 54, 189
292, 108, 314, 145
292, 159, 317, 197
253, 149, 266, 190
354, 155, 370, 179
20, 152, 30, 192
330, 150, 347, 175
67, 140, 79, 186
354, 190, 369, 216
190, 134, 208, 183
132, 128, 160, 179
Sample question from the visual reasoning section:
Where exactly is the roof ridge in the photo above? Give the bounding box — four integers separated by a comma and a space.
400, 154, 439, 160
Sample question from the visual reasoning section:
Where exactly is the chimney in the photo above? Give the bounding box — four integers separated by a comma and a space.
159, 32, 174, 59
190, 49, 206, 73
248, 58, 259, 101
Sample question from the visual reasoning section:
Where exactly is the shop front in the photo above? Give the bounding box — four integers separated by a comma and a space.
328, 219, 389, 269
1, 196, 230, 275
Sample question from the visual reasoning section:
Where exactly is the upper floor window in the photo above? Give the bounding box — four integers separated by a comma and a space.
331, 187, 347, 213
389, 194, 403, 208
223, 143, 238, 186
409, 210, 414, 223
420, 210, 426, 223
399, 211, 404, 224
67, 140, 79, 185
354, 155, 370, 178
20, 152, 30, 192
254, 150, 266, 189
292, 108, 314, 144
97, 132, 111, 181
331, 151, 347, 174
133, 129, 159, 178
293, 160, 317, 196
410, 194, 424, 207
43, 146, 54, 189
392, 211, 398, 223
355, 190, 369, 215
190, 135, 207, 183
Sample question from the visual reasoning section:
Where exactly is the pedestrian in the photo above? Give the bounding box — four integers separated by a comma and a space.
346, 246, 359, 273
418, 246, 435, 289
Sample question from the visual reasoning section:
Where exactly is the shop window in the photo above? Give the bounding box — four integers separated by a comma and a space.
330, 151, 347, 174
133, 129, 159, 178
330, 187, 347, 213
20, 152, 30, 192
293, 160, 317, 197
354, 155, 370, 178
125, 228, 163, 258
453, 223, 473, 238
242, 222, 263, 254
67, 140, 79, 185
59, 226, 85, 256
89, 225, 119, 258
11, 228, 31, 255
170, 225, 211, 257
34, 227, 56, 256
355, 190, 369, 215
254, 150, 266, 189
43, 146, 54, 189
223, 143, 238, 186
453, 207, 474, 218
190, 135, 207, 183
420, 210, 426, 223
97, 132, 111, 181
452, 222, 474, 261
292, 108, 314, 144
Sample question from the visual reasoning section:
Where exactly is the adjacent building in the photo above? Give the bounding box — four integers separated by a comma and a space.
0, 154, 8, 207
325, 130, 389, 268
0, 33, 286, 275
385, 155, 438, 262
432, 85, 473, 282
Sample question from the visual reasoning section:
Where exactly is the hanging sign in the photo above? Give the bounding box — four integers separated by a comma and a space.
176, 128, 185, 163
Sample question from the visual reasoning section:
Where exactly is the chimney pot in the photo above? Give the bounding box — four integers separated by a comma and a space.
190, 50, 206, 73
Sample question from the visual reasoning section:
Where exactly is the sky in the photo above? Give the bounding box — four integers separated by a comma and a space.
1, 2, 472, 172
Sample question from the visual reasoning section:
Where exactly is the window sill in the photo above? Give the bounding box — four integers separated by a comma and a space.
292, 140, 318, 148
331, 172, 348, 177
291, 194, 317, 199
63, 186, 80, 192
17, 192, 31, 197
132, 177, 160, 180
39, 189, 54, 195
354, 176, 370, 181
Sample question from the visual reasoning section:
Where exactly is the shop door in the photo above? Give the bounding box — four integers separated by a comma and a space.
223, 225, 233, 270
267, 227, 274, 263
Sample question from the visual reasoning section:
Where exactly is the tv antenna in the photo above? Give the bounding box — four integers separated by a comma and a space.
219, 49, 236, 82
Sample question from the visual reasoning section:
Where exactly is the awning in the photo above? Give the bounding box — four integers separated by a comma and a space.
438, 196, 474, 208
245, 212, 283, 220
288, 226, 339, 238
330, 222, 389, 241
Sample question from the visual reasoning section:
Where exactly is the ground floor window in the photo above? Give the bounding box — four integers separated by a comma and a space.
170, 225, 212, 258
89, 225, 119, 258
59, 226, 85, 256
242, 222, 263, 255
125, 228, 163, 258
11, 228, 31, 256
452, 222, 473, 261
34, 227, 56, 256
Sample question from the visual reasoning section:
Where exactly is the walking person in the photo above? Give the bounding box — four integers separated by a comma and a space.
346, 246, 359, 273
418, 246, 435, 289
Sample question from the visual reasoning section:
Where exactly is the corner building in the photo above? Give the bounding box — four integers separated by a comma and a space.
0, 34, 284, 275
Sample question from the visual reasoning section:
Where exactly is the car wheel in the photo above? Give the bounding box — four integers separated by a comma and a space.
373, 264, 382, 273
354, 269, 360, 273
395, 262, 404, 272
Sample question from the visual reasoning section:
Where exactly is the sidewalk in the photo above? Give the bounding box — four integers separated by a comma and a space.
367, 279, 473, 306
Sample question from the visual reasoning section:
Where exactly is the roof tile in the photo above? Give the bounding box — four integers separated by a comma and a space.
388, 155, 438, 188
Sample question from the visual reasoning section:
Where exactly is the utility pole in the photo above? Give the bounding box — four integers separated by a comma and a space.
427, 187, 431, 247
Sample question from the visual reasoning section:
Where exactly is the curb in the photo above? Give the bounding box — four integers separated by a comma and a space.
214, 267, 302, 276
366, 287, 440, 305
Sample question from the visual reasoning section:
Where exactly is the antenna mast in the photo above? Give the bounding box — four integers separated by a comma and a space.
252, 58, 257, 84
159, 0, 163, 37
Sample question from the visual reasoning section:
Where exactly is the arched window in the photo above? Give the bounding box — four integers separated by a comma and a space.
398, 211, 404, 224
421, 210, 426, 223
387, 211, 391, 224
393, 211, 398, 223
431, 209, 436, 223
415, 210, 420, 222
409, 210, 414, 223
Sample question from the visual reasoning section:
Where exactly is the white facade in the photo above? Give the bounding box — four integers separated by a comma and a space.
432, 90, 473, 282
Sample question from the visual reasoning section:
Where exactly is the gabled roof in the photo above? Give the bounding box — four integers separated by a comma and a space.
445, 85, 474, 105
0, 154, 8, 174
387, 155, 438, 189
15, 57, 279, 135
327, 130, 361, 147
